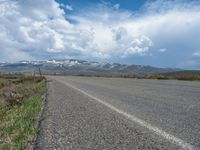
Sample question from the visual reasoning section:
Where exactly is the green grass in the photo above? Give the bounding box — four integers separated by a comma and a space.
0, 77, 46, 150
0, 77, 22, 89
0, 78, 9, 89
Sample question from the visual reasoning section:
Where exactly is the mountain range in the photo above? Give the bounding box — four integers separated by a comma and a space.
0, 59, 181, 76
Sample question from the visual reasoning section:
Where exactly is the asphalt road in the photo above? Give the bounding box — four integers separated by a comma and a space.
35, 76, 200, 150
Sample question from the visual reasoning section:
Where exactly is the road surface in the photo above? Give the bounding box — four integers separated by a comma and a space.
35, 76, 200, 150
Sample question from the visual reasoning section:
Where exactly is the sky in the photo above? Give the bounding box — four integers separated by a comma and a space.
0, 0, 200, 69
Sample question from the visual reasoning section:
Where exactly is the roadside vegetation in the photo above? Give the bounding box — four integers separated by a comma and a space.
146, 71, 200, 81
0, 74, 46, 150
51, 71, 200, 81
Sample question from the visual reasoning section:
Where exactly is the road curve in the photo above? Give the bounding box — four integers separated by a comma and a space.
35, 76, 200, 150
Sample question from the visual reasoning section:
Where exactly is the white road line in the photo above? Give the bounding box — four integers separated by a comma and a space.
55, 78, 195, 150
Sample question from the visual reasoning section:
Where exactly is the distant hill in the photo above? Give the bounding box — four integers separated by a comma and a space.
160, 70, 200, 76
0, 59, 181, 76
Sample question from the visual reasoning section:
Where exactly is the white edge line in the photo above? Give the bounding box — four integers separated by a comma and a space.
55, 78, 195, 150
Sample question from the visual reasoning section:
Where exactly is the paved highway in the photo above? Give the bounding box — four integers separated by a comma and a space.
35, 76, 200, 150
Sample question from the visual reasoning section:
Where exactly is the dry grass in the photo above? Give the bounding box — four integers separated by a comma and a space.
145, 72, 200, 81
145, 74, 170, 80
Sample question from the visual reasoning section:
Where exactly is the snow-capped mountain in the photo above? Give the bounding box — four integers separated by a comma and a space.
0, 59, 180, 75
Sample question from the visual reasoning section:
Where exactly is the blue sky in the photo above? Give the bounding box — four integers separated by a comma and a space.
0, 0, 200, 69
57, 0, 146, 11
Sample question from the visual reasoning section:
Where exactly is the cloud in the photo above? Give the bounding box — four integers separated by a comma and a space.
0, 0, 200, 69
65, 5, 73, 11
69, 0, 200, 63
60, 4, 73, 11
112, 28, 153, 57
193, 52, 200, 56
159, 48, 167, 52
113, 4, 120, 10
0, 0, 68, 60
